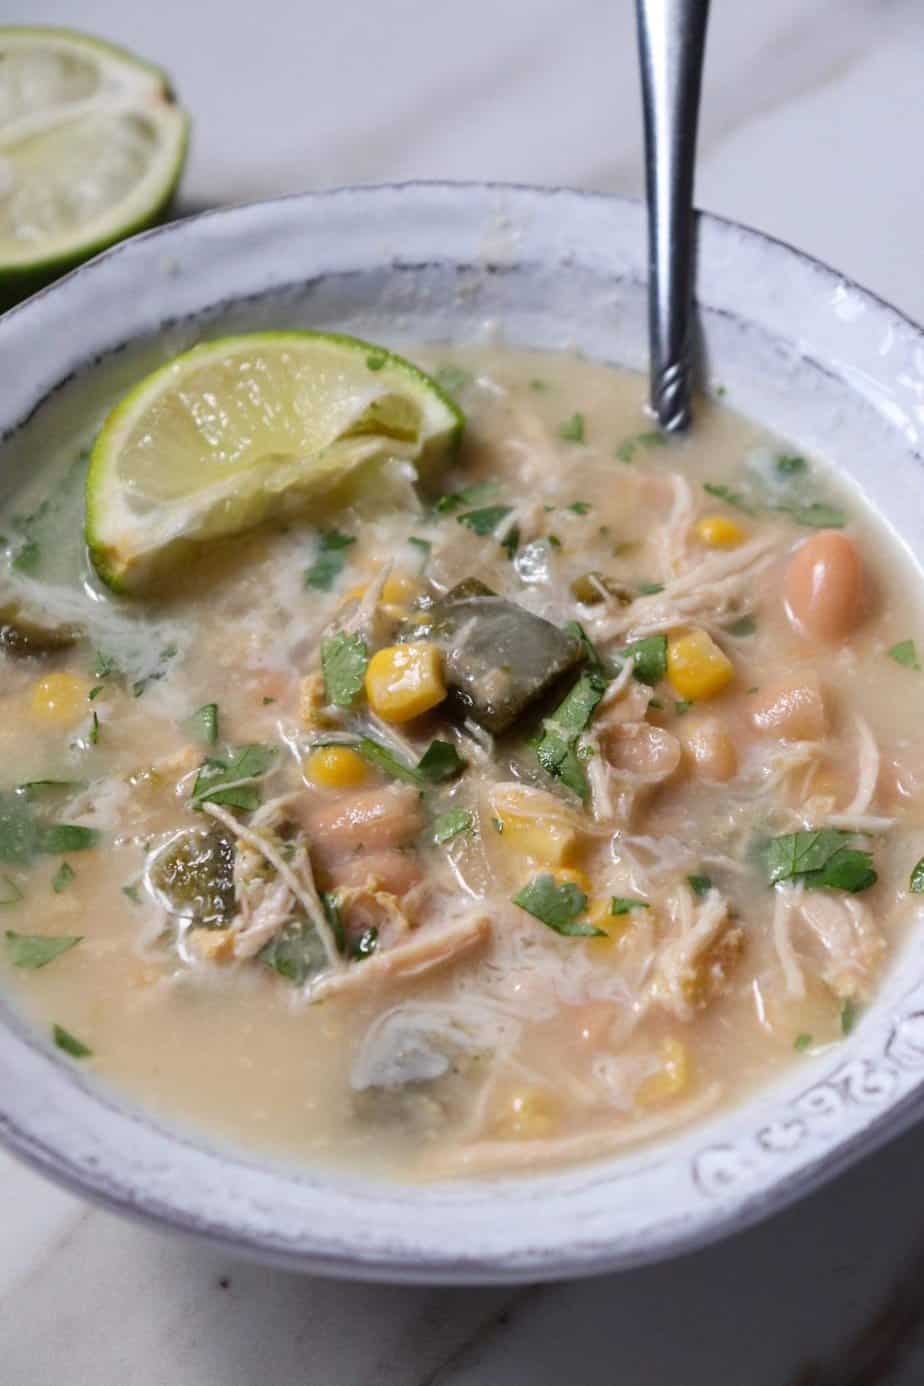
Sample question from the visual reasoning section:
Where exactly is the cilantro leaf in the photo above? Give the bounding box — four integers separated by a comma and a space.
184, 703, 220, 746
559, 413, 585, 443
355, 737, 426, 786
536, 731, 589, 802
408, 536, 431, 570
305, 530, 356, 591
321, 632, 368, 707
621, 634, 668, 686
0, 875, 22, 907
191, 745, 276, 811
435, 480, 499, 514
432, 808, 474, 845
637, 580, 664, 596
0, 792, 39, 864
703, 482, 755, 514
889, 640, 921, 671
365, 351, 386, 371
762, 830, 877, 893
776, 454, 807, 475
512, 873, 604, 937
794, 1033, 813, 1052
457, 504, 513, 536
687, 874, 713, 897
611, 896, 649, 915
774, 502, 846, 529
37, 824, 98, 854
52, 1024, 92, 1058
6, 931, 80, 968
52, 861, 75, 893
613, 430, 665, 463
568, 501, 592, 515
416, 740, 466, 783
841, 998, 858, 1035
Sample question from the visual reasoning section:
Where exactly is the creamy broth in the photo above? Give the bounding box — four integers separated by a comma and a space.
2, 343, 924, 1180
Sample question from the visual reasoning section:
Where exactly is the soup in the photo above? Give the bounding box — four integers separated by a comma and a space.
1, 338, 923, 1180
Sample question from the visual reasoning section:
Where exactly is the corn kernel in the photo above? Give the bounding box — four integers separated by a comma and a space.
638, 1037, 690, 1105
694, 514, 746, 549
497, 812, 577, 868
667, 630, 734, 701
304, 744, 369, 789
381, 571, 420, 606
364, 642, 447, 723
29, 672, 92, 728
496, 1088, 557, 1139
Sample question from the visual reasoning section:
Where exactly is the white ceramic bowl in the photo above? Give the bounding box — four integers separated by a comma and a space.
2, 184, 924, 1284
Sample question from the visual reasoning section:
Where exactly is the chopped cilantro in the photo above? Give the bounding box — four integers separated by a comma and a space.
88, 685, 104, 701
674, 700, 691, 715
38, 825, 98, 854
12, 539, 40, 574
613, 430, 665, 463
457, 504, 513, 536
185, 703, 220, 746
559, 413, 585, 443
637, 580, 664, 596
262, 696, 276, 706
611, 896, 649, 916
52, 861, 75, 894
568, 501, 592, 515
535, 668, 608, 801
416, 740, 466, 783
52, 1024, 92, 1058
365, 351, 386, 371
687, 874, 713, 897
122, 883, 142, 905
5, 931, 80, 968
776, 454, 807, 475
432, 808, 474, 845
355, 737, 425, 787
408, 536, 432, 570
529, 378, 549, 393
774, 502, 846, 529
512, 873, 604, 937
0, 875, 22, 907
703, 482, 754, 514
888, 640, 921, 671
501, 524, 520, 559
93, 651, 119, 679
794, 1033, 813, 1052
321, 632, 368, 707
434, 480, 499, 514
191, 745, 276, 812
621, 634, 668, 686
305, 529, 356, 591
761, 830, 876, 893
841, 998, 858, 1035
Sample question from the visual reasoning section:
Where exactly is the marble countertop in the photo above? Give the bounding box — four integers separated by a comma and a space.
6, 1, 924, 1380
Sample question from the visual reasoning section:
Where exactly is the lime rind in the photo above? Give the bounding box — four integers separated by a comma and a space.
86, 331, 464, 593
0, 26, 189, 301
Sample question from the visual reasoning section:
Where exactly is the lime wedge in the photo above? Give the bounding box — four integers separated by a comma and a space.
0, 27, 189, 305
86, 331, 464, 593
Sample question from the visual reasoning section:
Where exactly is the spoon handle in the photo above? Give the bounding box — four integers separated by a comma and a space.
635, 0, 710, 432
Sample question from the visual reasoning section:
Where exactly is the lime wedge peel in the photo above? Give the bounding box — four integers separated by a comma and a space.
86, 331, 464, 593
0, 27, 189, 302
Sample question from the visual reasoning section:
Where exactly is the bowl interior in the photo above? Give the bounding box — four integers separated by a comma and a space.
2, 184, 924, 1282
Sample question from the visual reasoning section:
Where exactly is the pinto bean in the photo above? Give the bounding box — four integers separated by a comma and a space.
298, 785, 423, 870
682, 718, 738, 782
783, 531, 864, 641
751, 670, 827, 741
602, 722, 682, 783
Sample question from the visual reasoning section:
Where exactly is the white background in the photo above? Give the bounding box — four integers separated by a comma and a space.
4, 1, 924, 1380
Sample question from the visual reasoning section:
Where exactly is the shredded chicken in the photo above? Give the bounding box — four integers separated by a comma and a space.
648, 887, 744, 1021
309, 912, 491, 1002
796, 892, 886, 999
202, 799, 342, 968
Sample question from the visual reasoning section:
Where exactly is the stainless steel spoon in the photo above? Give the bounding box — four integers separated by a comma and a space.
635, 0, 710, 432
